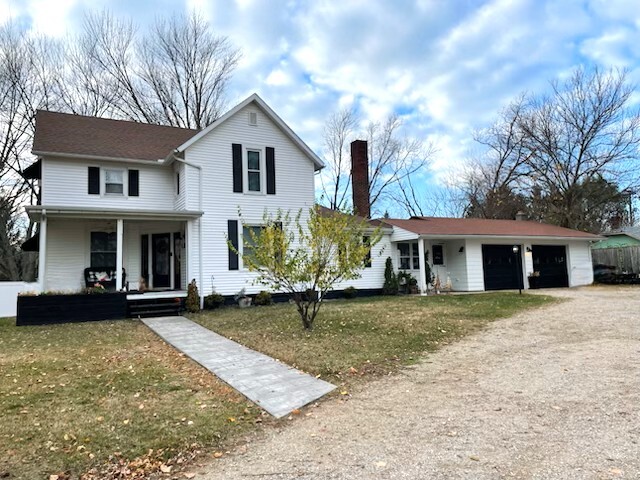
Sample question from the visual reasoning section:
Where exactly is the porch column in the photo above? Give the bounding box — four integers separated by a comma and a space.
38, 212, 47, 291
116, 219, 124, 291
418, 238, 427, 295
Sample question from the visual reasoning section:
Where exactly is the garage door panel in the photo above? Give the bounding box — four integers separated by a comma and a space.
532, 245, 569, 288
482, 245, 523, 291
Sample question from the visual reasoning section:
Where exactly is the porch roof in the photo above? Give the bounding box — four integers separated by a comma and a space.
26, 205, 203, 222
382, 216, 602, 241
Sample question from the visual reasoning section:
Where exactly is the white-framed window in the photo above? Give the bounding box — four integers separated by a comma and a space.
246, 149, 262, 193
398, 242, 420, 270
90, 231, 117, 267
105, 169, 124, 195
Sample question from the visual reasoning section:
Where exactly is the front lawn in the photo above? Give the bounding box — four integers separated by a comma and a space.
192, 292, 554, 384
0, 292, 553, 479
0, 318, 263, 480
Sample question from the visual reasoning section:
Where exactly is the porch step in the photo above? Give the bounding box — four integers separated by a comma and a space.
128, 297, 184, 318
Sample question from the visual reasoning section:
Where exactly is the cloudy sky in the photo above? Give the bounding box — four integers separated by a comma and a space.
3, 0, 640, 207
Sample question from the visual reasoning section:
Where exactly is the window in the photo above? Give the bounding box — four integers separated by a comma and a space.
247, 150, 261, 192
105, 169, 124, 194
248, 112, 258, 126
91, 232, 116, 267
432, 244, 444, 265
398, 242, 420, 270
363, 236, 372, 268
242, 225, 264, 265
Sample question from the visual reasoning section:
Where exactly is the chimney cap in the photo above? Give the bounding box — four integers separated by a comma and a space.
515, 211, 527, 221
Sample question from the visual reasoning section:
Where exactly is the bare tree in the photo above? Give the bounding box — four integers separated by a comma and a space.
80, 11, 241, 128
464, 67, 640, 231
366, 114, 434, 215
319, 109, 435, 217
319, 107, 358, 211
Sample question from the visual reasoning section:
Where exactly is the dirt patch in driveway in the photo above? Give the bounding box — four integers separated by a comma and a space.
199, 287, 640, 479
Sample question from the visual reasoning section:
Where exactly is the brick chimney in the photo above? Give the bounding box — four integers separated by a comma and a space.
351, 139, 370, 218
515, 211, 527, 221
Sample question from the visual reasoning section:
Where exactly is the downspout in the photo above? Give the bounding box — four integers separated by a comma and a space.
170, 153, 204, 309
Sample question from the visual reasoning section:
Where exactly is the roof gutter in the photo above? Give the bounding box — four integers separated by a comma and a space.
32, 150, 167, 166
414, 234, 602, 241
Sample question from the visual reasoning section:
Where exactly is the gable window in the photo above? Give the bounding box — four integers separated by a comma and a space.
90, 232, 117, 267
247, 150, 261, 192
105, 169, 124, 194
398, 242, 419, 270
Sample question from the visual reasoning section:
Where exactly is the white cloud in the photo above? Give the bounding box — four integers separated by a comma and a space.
11, 0, 640, 212
23, 0, 78, 37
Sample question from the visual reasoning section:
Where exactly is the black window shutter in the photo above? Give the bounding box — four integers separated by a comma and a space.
228, 220, 239, 270
88, 167, 100, 195
128, 169, 139, 196
266, 147, 276, 195
232, 143, 243, 193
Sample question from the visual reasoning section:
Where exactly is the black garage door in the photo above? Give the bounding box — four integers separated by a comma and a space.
532, 245, 569, 288
482, 245, 523, 291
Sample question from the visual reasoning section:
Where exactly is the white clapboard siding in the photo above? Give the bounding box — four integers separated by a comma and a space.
42, 157, 175, 210
183, 104, 316, 296
334, 233, 392, 291
45, 218, 89, 292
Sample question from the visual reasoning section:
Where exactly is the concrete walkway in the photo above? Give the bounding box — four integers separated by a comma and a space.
142, 316, 335, 418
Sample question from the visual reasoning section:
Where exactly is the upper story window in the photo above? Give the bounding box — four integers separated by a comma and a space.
105, 169, 124, 195
247, 150, 261, 192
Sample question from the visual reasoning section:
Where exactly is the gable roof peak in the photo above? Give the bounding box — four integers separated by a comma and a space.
173, 93, 324, 170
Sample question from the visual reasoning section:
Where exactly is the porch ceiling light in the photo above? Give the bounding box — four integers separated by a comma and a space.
512, 245, 519, 254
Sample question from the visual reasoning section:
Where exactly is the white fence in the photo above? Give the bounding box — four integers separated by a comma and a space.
0, 282, 40, 317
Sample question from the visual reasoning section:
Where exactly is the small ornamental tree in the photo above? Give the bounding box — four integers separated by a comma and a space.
382, 257, 398, 295
236, 207, 381, 330
185, 279, 200, 313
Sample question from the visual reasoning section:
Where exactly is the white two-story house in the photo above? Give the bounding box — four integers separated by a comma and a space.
26, 94, 340, 301
23, 93, 599, 313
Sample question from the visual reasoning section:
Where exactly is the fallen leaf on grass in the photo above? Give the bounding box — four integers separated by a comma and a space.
183, 474, 196, 479
213, 452, 223, 458
159, 464, 172, 473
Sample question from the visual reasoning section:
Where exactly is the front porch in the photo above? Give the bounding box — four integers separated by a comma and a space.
26, 206, 201, 294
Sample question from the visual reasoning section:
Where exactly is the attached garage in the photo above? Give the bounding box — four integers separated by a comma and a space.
383, 216, 600, 293
482, 244, 524, 291
532, 245, 569, 288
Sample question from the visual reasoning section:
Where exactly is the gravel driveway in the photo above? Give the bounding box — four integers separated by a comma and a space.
200, 287, 640, 479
